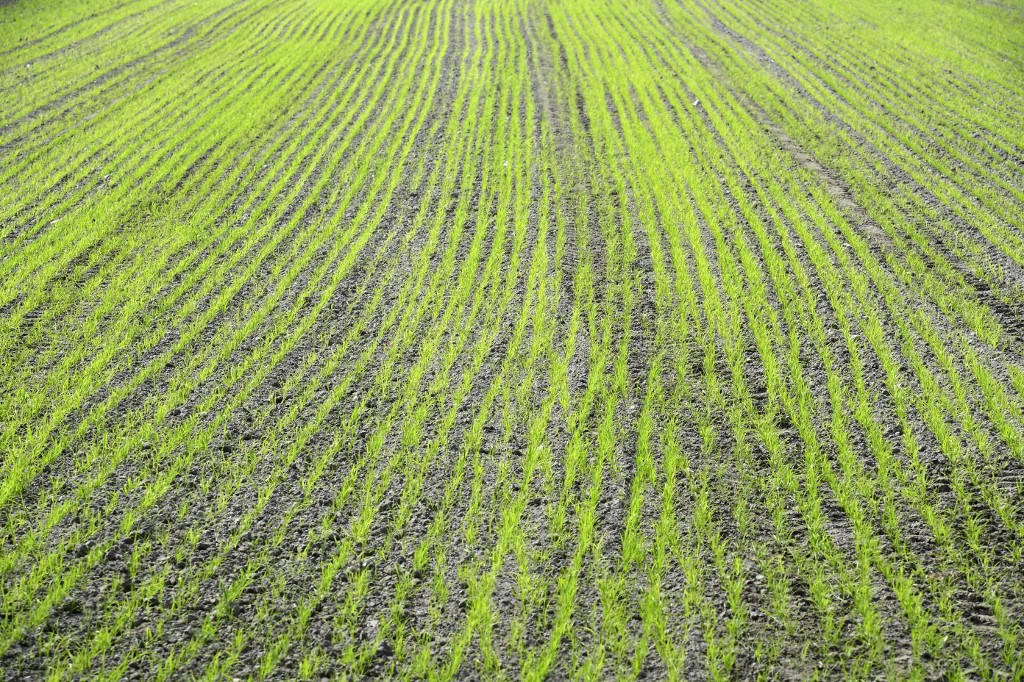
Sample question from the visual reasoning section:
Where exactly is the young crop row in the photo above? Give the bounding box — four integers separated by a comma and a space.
1, 0, 1022, 679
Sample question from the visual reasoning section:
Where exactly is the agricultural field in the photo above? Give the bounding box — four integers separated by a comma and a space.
1, 0, 1023, 679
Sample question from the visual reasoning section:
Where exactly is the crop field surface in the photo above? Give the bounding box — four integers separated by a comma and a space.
1, 0, 1024, 679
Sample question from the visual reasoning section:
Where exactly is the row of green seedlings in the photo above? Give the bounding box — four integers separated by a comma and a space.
603, 1, 980, 676
313, 5, 590, 676
663, 3, 1024, 675
0, 1, 369, 463
629, 4, 834, 672
1, 0, 372, 655
678, 0, 1014, 342
680, 0, 1024, 575
0, 0, 166, 70
0, 0, 221, 108
434, 154, 565, 679
760, 0, 1024, 172
700, 0, 1024, 326
42, 150, 416, 679
0, 0, 346, 251
298, 8, 558, 677
198, 62, 524, 682
279, 8, 558, 675
509, 16, 632, 682
49, 32, 458, 682
119, 6, 496, 676
472, 9, 607, 677
0, 1, 355, 290
343, 7, 604, 672
64, 0, 456, 659
663, 1, 1015, 667
0, 0, 449, 657
553, 15, 699, 682
436, 56, 566, 682
687, 0, 1024, 578
211, 10, 532, 676
0, 1, 368, 409
718, 57, 1024, 671
0, 0, 387, 370
1, 0, 291, 239
604, 57, 754, 682
785, 141, 1024, 678
0, 53, 405, 638
0, 0, 276, 144
524, 6, 704, 678
0, 0, 425, 573
709, 0, 1024, 352
0, 4, 312, 326
714, 0, 1024, 222
560, 4, 815, 678
730, 29, 1023, 352
0, 56, 311, 413
297, 125, 541, 678
728, 47, 1024, 536
450, 5, 686, 677
754, 0, 1024, 212
78, 109, 450, 679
